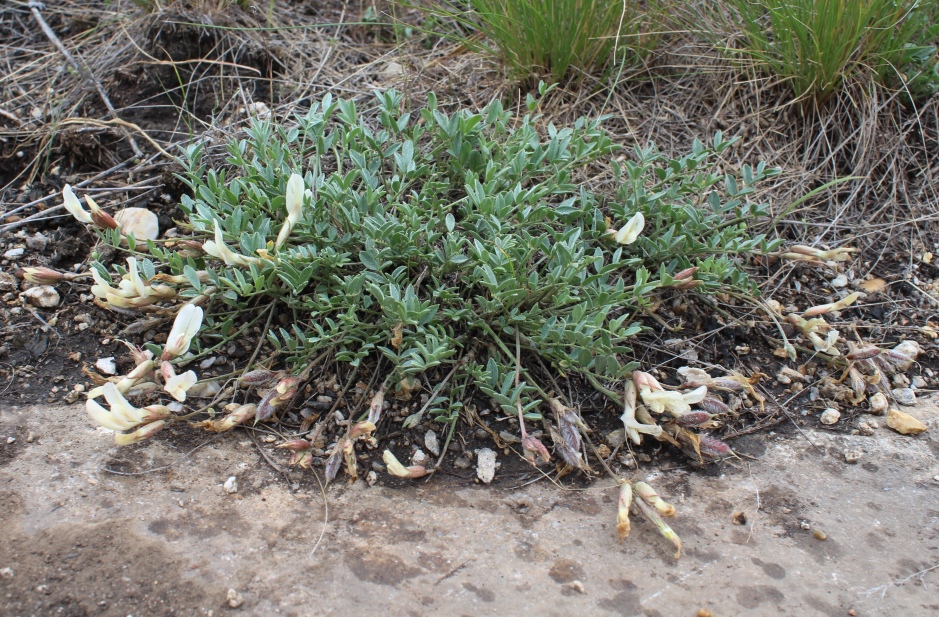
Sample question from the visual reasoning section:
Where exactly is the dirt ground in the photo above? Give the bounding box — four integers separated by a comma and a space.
0, 399, 937, 617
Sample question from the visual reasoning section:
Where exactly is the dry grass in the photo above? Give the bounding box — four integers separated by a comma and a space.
1, 0, 936, 258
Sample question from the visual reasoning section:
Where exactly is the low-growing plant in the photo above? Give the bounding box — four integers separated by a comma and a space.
410, 0, 664, 83
698, 0, 939, 103
81, 87, 781, 463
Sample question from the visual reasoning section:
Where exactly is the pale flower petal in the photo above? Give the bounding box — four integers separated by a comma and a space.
163, 303, 204, 359
126, 257, 149, 298
614, 212, 644, 245
681, 385, 708, 405
86, 398, 133, 431
101, 382, 145, 426
63, 185, 93, 224
165, 370, 198, 402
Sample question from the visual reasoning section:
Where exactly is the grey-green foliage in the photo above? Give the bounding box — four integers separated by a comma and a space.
136, 86, 780, 424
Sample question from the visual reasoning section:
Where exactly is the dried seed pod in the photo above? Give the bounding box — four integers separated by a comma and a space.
192, 404, 257, 433
349, 421, 377, 439
20, 267, 68, 285
522, 435, 551, 465
276, 439, 311, 451
674, 411, 712, 427
634, 481, 676, 517
848, 367, 866, 397
616, 481, 632, 542
846, 346, 881, 361
699, 435, 734, 459
239, 369, 280, 386
255, 376, 300, 421
367, 389, 385, 424
697, 396, 730, 415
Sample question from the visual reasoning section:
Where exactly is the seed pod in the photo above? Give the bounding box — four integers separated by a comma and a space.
675, 411, 712, 427
349, 421, 376, 439
698, 396, 730, 415
616, 481, 632, 542
634, 481, 676, 517
522, 435, 551, 465
239, 368, 280, 386
276, 439, 311, 451
255, 376, 300, 421
673, 267, 698, 280
192, 403, 257, 433
846, 346, 881, 361
367, 389, 385, 424
848, 367, 866, 397
114, 420, 166, 446
699, 435, 733, 458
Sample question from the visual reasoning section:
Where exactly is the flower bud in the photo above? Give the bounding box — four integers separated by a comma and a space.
616, 481, 632, 542
20, 267, 67, 285
86, 196, 119, 229
634, 481, 676, 517
114, 420, 166, 446
382, 449, 427, 478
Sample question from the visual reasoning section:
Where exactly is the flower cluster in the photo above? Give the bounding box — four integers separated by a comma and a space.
85, 304, 204, 444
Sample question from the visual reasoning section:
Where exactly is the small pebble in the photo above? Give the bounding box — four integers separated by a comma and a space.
476, 448, 497, 484
3, 247, 24, 259
886, 409, 927, 435
223, 476, 238, 494
843, 449, 862, 464
26, 233, 48, 251
830, 274, 848, 288
95, 357, 117, 376
22, 285, 60, 308
226, 588, 244, 609
813, 529, 828, 541
891, 388, 916, 406
424, 430, 440, 456
819, 408, 841, 425
605, 428, 626, 449
411, 449, 428, 466
567, 580, 586, 595
0, 567, 13, 578
912, 375, 927, 389
868, 392, 888, 414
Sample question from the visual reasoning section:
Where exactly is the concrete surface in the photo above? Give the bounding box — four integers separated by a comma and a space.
1, 401, 938, 616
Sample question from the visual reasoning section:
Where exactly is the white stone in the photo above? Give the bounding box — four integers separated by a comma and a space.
820, 408, 841, 425
476, 448, 498, 484
115, 207, 160, 242
95, 357, 117, 375
223, 476, 238, 494
21, 285, 60, 308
